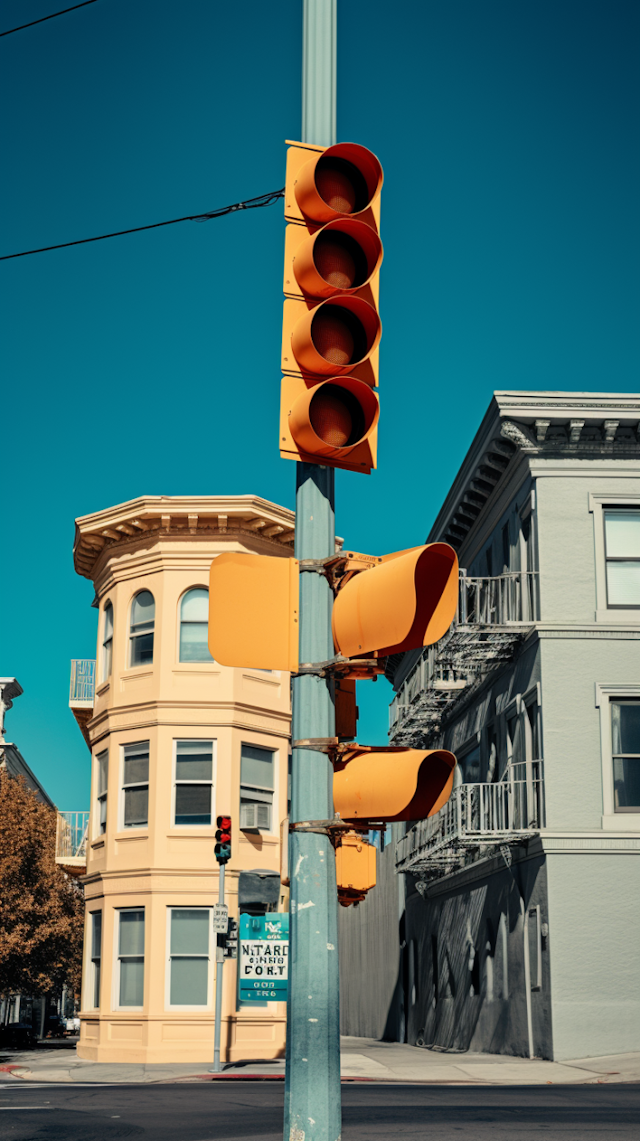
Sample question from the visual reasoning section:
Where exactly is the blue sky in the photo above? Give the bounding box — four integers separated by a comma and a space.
2, 0, 639, 806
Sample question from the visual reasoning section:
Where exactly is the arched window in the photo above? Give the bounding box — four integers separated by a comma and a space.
101, 602, 113, 682
179, 588, 213, 663
129, 591, 155, 667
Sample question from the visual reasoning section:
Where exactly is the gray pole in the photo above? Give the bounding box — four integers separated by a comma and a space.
283, 3, 341, 1140
212, 861, 225, 1073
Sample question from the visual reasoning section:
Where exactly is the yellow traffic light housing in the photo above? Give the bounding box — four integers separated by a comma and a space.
280, 140, 383, 473
208, 543, 458, 673
208, 553, 299, 672
335, 832, 377, 908
333, 747, 456, 825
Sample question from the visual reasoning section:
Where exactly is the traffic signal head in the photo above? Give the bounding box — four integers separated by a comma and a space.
291, 219, 383, 300
284, 376, 379, 469
332, 544, 459, 658
333, 748, 456, 825
292, 142, 383, 224
281, 140, 382, 473
208, 544, 458, 672
215, 814, 232, 863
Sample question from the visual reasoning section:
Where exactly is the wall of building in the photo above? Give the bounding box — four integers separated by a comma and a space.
546, 850, 640, 1059
404, 845, 552, 1059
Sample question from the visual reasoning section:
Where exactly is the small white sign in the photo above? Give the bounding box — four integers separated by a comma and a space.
213, 904, 229, 934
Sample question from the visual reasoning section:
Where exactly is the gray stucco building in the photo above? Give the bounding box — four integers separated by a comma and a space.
339, 390, 640, 1061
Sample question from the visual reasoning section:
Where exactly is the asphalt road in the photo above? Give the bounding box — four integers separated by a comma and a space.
0, 1081, 639, 1140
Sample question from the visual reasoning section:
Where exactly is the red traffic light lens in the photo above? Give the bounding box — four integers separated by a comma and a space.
217, 815, 231, 829
315, 158, 368, 215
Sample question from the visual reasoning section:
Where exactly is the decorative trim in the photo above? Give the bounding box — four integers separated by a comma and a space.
594, 683, 640, 822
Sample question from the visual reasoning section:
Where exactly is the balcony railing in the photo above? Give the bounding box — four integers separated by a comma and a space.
390, 570, 539, 742
458, 569, 538, 626
395, 762, 544, 878
69, 659, 96, 707
55, 811, 89, 867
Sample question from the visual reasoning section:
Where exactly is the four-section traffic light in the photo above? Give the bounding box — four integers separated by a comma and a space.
280, 141, 383, 474
215, 815, 232, 864
208, 543, 459, 673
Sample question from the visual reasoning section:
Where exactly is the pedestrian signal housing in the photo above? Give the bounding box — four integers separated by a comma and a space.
208, 544, 458, 672
333, 748, 456, 825
215, 815, 232, 864
281, 140, 383, 473
335, 833, 377, 907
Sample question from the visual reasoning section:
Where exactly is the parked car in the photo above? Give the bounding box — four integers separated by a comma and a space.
0, 1023, 37, 1050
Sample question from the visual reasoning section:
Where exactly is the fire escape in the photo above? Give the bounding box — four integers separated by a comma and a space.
389, 569, 538, 748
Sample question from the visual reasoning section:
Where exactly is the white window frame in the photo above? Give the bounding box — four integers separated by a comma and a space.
177, 586, 215, 665
119, 741, 150, 832
113, 907, 145, 1012
239, 743, 278, 834
595, 683, 640, 828
171, 739, 217, 829
84, 909, 103, 1011
101, 601, 113, 683
128, 590, 155, 668
165, 907, 213, 1011
589, 494, 640, 623
94, 749, 108, 837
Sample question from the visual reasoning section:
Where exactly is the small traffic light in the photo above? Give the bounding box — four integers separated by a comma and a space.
208, 544, 458, 672
335, 833, 376, 908
215, 815, 232, 864
223, 918, 238, 959
333, 748, 456, 825
280, 140, 383, 473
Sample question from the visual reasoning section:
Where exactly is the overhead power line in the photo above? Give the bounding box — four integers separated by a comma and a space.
0, 1, 100, 38
0, 188, 285, 261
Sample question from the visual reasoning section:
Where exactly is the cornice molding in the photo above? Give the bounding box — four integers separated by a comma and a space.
73, 494, 297, 581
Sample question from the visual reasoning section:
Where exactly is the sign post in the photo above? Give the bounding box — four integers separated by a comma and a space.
212, 862, 226, 1074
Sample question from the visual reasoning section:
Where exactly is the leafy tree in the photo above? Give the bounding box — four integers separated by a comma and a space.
0, 771, 84, 996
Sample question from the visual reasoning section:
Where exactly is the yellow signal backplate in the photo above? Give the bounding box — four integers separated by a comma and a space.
279, 375, 378, 474
284, 141, 381, 231
283, 223, 381, 306
281, 297, 379, 387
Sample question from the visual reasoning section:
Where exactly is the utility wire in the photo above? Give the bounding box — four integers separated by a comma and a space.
0, 1, 99, 38
0, 188, 285, 261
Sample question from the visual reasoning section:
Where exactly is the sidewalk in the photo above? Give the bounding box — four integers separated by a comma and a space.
2, 1037, 639, 1085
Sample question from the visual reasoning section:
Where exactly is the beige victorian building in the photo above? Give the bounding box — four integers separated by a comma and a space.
70, 495, 294, 1064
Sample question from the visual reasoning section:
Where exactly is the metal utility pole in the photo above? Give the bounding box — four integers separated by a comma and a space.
212, 862, 226, 1074
283, 3, 341, 1139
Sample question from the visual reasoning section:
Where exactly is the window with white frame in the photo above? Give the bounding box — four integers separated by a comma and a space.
89, 911, 102, 1009
117, 909, 145, 1007
179, 589, 214, 663
101, 602, 113, 681
611, 699, 640, 811
174, 740, 214, 826
604, 510, 640, 608
168, 908, 211, 1007
122, 742, 149, 828
240, 744, 274, 831
95, 749, 108, 835
129, 590, 155, 667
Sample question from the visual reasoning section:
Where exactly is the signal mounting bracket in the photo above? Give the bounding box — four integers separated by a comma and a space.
298, 551, 382, 594
294, 655, 386, 680
289, 818, 369, 840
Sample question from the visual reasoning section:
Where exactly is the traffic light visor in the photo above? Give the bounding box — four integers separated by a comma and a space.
332, 543, 459, 658
291, 295, 381, 376
289, 378, 379, 459
209, 553, 299, 671
334, 748, 456, 824
295, 143, 383, 223
293, 220, 383, 299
